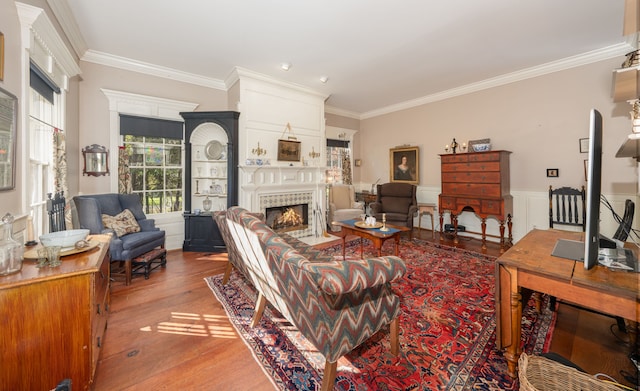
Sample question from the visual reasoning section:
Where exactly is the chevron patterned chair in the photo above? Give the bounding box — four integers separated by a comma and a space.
221, 206, 406, 391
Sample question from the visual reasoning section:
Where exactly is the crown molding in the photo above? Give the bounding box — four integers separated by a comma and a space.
324, 105, 360, 119
16, 2, 81, 78
83, 50, 227, 90
227, 66, 329, 100
361, 42, 634, 120
47, 0, 87, 58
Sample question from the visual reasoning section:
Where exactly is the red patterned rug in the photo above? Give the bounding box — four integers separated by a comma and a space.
205, 238, 556, 390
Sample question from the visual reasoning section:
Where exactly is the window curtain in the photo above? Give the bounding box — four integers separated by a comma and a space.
118, 146, 132, 194
341, 150, 352, 185
53, 129, 71, 227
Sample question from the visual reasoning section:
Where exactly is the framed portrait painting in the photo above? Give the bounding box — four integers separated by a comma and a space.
389, 146, 419, 184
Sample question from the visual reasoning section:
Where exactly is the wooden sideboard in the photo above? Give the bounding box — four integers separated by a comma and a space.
0, 234, 111, 390
438, 150, 513, 251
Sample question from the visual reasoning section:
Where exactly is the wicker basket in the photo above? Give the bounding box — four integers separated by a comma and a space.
518, 353, 624, 391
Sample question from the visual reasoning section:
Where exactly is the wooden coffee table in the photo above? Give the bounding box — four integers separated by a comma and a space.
333, 220, 410, 259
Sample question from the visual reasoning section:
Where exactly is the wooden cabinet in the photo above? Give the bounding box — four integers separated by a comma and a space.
181, 111, 239, 252
438, 150, 513, 250
0, 234, 111, 390
184, 213, 225, 252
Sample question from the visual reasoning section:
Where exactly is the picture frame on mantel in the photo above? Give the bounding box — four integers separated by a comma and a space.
390, 146, 419, 184
277, 139, 301, 162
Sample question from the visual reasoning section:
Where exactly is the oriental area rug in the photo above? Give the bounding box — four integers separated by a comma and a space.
205, 238, 556, 390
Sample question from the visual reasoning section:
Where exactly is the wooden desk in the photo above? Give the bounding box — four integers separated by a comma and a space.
416, 203, 437, 239
495, 229, 640, 378
355, 191, 377, 205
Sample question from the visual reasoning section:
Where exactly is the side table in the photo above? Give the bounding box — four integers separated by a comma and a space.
417, 203, 437, 239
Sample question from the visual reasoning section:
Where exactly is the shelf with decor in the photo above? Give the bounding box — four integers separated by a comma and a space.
181, 111, 239, 252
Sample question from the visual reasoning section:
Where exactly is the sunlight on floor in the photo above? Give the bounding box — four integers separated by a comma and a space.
139, 311, 237, 338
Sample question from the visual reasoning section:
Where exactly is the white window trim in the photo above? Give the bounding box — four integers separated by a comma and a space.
101, 89, 198, 250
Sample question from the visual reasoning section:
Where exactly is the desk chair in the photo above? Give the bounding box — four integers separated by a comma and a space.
613, 199, 635, 242
549, 186, 585, 231
548, 186, 627, 333
47, 191, 66, 232
547, 186, 585, 310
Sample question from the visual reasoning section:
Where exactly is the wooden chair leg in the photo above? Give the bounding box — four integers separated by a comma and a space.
250, 292, 267, 328
222, 262, 233, 285
320, 360, 337, 391
390, 317, 400, 356
124, 259, 132, 286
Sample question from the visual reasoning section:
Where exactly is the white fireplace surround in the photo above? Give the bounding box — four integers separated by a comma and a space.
239, 165, 326, 238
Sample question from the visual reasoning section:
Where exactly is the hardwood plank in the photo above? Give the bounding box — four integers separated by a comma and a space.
93, 229, 637, 389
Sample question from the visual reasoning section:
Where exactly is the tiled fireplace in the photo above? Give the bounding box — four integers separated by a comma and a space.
239, 166, 325, 238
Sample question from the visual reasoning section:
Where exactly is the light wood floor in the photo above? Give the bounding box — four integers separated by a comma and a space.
92, 230, 638, 390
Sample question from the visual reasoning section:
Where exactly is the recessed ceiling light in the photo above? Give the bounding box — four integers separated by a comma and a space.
320, 76, 329, 83
281, 63, 291, 71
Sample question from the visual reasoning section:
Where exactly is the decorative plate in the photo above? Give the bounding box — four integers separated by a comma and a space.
204, 140, 224, 160
355, 221, 383, 229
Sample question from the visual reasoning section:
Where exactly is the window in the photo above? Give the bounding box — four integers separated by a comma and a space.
122, 135, 183, 215
326, 139, 350, 184
29, 69, 61, 236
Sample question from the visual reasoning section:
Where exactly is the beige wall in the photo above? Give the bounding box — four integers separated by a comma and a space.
359, 58, 637, 196
0, 0, 25, 216
77, 61, 229, 194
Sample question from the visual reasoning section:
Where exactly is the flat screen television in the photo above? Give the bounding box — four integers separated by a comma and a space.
551, 109, 603, 270
583, 109, 603, 270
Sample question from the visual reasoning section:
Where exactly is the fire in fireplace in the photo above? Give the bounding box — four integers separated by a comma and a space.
265, 204, 309, 233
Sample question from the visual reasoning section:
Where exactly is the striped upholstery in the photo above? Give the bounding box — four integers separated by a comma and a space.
213, 210, 264, 283
223, 206, 406, 364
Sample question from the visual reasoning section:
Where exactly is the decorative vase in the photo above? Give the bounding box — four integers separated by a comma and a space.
0, 213, 23, 276
202, 196, 212, 212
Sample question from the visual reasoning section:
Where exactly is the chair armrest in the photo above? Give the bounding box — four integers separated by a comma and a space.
304, 256, 406, 295
138, 219, 159, 231
370, 202, 382, 214
408, 205, 418, 216
328, 202, 337, 214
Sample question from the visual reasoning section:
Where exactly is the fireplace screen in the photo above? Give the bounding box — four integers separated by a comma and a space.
265, 204, 309, 233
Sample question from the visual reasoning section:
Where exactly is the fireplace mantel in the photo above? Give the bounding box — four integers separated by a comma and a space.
238, 165, 328, 237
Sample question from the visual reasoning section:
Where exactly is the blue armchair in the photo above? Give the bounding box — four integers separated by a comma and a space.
72, 193, 165, 285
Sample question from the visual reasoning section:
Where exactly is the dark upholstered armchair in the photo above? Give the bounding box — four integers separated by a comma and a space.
73, 194, 165, 284
370, 183, 418, 236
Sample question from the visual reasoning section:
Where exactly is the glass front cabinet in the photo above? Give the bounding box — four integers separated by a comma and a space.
181, 111, 239, 252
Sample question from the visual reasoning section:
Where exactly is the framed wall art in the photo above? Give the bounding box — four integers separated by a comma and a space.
277, 139, 301, 162
546, 168, 559, 178
0, 86, 17, 190
579, 138, 589, 153
389, 146, 419, 184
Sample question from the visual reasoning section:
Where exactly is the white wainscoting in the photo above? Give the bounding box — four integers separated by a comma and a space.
361, 183, 638, 245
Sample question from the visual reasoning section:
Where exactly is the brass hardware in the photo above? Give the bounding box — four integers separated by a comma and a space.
308, 146, 320, 159
252, 142, 267, 156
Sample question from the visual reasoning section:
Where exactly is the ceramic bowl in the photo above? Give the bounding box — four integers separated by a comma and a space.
39, 229, 90, 248
472, 143, 491, 152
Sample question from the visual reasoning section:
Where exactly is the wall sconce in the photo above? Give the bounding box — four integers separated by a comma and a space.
82, 144, 109, 176
251, 142, 267, 156
308, 146, 320, 159
444, 138, 466, 154
354, 158, 362, 167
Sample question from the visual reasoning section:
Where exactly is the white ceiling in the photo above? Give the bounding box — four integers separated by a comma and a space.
61, 0, 630, 117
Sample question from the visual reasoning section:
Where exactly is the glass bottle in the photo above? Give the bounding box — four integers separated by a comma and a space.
0, 213, 23, 276
202, 196, 212, 212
